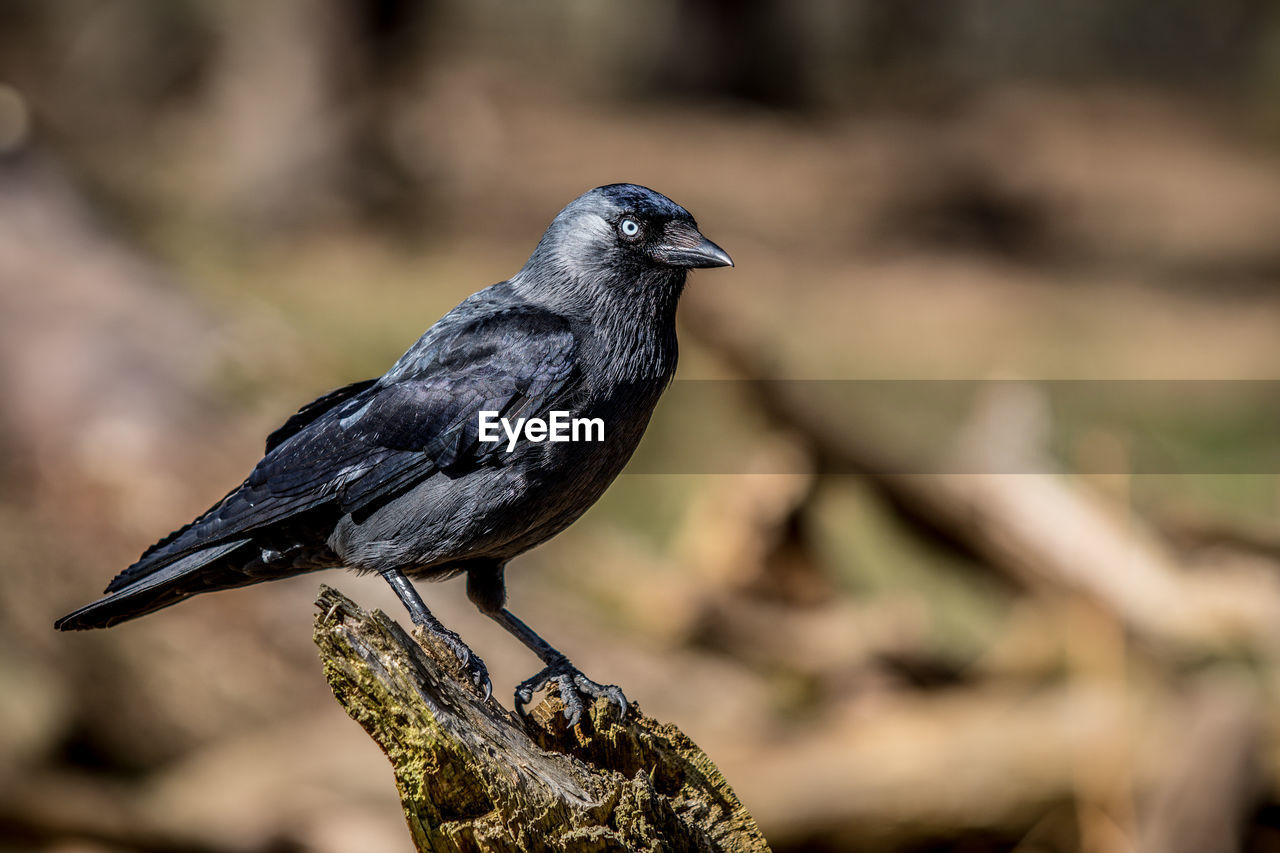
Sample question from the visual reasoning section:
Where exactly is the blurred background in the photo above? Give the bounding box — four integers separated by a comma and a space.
4, 1, 1280, 851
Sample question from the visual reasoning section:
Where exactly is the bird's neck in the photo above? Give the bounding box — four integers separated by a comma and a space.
589, 271, 684, 386
513, 263, 685, 385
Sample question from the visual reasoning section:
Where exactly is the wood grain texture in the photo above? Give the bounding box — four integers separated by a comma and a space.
314, 585, 771, 853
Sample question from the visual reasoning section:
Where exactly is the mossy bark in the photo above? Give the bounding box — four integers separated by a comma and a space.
314, 585, 772, 853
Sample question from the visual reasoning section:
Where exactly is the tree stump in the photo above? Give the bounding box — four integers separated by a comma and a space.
314, 585, 772, 853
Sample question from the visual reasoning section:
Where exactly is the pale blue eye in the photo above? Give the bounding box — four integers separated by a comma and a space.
619, 217, 640, 238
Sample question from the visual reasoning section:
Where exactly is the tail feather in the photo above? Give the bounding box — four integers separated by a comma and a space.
56, 539, 254, 630
105, 491, 241, 594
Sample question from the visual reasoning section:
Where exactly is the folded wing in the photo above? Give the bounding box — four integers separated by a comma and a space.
104, 302, 579, 594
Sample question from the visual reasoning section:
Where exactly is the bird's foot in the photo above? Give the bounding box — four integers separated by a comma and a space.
514, 657, 628, 727
419, 625, 492, 702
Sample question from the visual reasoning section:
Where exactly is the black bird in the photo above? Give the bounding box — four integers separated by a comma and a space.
56, 184, 732, 723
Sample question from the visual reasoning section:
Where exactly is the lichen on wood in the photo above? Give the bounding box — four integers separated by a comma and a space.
314, 585, 772, 853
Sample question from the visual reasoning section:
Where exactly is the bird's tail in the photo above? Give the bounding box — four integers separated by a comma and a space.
55, 539, 256, 630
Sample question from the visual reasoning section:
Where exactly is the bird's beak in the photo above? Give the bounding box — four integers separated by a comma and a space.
652, 223, 734, 269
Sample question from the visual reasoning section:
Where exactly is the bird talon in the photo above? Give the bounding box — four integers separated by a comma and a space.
574, 675, 630, 720
512, 661, 627, 725
514, 666, 551, 715
444, 636, 471, 667
461, 654, 490, 701
558, 675, 585, 725
433, 632, 489, 701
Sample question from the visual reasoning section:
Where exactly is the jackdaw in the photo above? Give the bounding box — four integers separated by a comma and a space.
56, 183, 732, 723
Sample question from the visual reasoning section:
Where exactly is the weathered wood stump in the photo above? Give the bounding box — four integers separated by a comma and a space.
314, 585, 772, 853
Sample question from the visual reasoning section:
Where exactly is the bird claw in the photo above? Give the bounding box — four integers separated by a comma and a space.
514, 660, 628, 726
428, 627, 492, 701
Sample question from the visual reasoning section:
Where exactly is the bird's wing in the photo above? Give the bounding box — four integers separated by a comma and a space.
264, 378, 378, 454
112, 305, 579, 585
123, 377, 381, 576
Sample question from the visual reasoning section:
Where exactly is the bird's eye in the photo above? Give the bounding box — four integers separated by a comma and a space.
618, 217, 641, 239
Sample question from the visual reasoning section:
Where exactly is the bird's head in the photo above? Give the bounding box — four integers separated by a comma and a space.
515, 184, 732, 316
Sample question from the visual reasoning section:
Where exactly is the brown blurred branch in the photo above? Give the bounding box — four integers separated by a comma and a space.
1135, 677, 1263, 853
1160, 511, 1280, 563
680, 305, 1280, 655
313, 585, 772, 853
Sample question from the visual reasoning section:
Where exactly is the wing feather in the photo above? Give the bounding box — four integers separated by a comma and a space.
130, 303, 579, 570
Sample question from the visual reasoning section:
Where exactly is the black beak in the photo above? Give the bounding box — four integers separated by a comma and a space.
652, 224, 734, 269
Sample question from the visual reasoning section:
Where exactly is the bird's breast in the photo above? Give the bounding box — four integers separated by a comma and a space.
330, 378, 671, 573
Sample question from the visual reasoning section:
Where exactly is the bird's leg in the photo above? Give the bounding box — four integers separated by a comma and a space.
380, 568, 490, 700
490, 608, 628, 725
465, 561, 625, 725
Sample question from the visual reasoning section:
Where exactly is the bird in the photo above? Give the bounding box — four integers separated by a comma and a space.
56, 183, 732, 724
